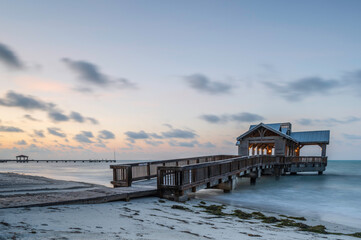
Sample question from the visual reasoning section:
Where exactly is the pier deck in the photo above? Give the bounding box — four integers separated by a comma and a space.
111, 155, 327, 201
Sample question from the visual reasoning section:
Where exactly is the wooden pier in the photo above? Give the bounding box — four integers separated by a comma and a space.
111, 155, 327, 201
111, 122, 330, 201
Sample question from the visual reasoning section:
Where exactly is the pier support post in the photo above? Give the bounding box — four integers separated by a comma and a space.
215, 176, 235, 193
318, 171, 323, 175
250, 172, 258, 185
274, 165, 281, 180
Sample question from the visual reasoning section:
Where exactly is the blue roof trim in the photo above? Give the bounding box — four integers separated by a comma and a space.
290, 130, 330, 144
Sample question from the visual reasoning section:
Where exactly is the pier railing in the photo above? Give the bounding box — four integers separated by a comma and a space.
157, 156, 327, 191
110, 155, 238, 187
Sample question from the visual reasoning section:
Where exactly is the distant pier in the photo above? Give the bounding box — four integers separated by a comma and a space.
0, 159, 117, 163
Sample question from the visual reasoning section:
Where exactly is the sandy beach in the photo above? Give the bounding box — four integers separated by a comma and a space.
1, 173, 360, 240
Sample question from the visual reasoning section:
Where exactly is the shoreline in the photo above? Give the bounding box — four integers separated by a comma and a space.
1, 173, 360, 239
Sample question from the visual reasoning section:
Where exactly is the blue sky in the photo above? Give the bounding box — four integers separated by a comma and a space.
0, 0, 360, 160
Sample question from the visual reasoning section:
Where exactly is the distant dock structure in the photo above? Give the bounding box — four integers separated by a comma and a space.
0, 156, 116, 163
16, 155, 29, 162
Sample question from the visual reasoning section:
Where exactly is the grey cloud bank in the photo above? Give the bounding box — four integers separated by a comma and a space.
0, 125, 24, 132
0, 42, 24, 70
0, 91, 98, 124
265, 69, 361, 101
33, 130, 45, 138
98, 130, 115, 139
183, 74, 232, 94
200, 112, 264, 124
62, 58, 136, 90
47, 128, 66, 138
297, 116, 360, 126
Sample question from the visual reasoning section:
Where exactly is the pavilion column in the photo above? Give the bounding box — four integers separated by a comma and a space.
266, 145, 272, 155
320, 144, 327, 157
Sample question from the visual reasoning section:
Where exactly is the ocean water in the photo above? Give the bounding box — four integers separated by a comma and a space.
0, 160, 139, 187
1, 160, 360, 229
195, 160, 361, 229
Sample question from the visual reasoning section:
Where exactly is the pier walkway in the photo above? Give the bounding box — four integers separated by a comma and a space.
111, 154, 327, 201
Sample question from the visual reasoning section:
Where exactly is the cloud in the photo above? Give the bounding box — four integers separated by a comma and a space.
125, 130, 149, 143
230, 112, 265, 122
0, 125, 24, 132
265, 75, 344, 101
0, 42, 24, 70
87, 117, 99, 125
200, 112, 264, 124
70, 111, 85, 123
24, 114, 40, 122
47, 128, 66, 138
145, 140, 163, 146
0, 91, 99, 124
200, 114, 223, 123
33, 130, 45, 138
98, 130, 115, 139
62, 58, 137, 89
344, 134, 361, 140
0, 91, 54, 110
168, 140, 216, 148
15, 140, 27, 145
162, 129, 197, 139
199, 142, 216, 148
169, 140, 199, 148
297, 116, 360, 126
149, 133, 164, 139
74, 131, 94, 143
125, 126, 198, 144
48, 110, 70, 122
183, 74, 232, 94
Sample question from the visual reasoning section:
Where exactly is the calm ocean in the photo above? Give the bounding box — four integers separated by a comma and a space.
1, 160, 360, 228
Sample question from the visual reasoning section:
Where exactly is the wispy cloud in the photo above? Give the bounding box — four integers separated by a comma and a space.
74, 131, 94, 143
125, 130, 150, 143
47, 127, 66, 138
168, 140, 216, 148
125, 125, 197, 144
0, 42, 24, 70
98, 130, 115, 139
0, 125, 24, 132
297, 116, 360, 126
161, 127, 197, 139
183, 74, 232, 95
15, 140, 27, 145
200, 112, 265, 124
265, 77, 340, 101
343, 133, 361, 140
0, 91, 98, 124
169, 140, 199, 148
265, 69, 361, 101
62, 58, 137, 91
33, 130, 45, 138
24, 114, 40, 122
145, 140, 163, 146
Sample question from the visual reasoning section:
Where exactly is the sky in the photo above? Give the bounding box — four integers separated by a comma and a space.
0, 0, 360, 160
